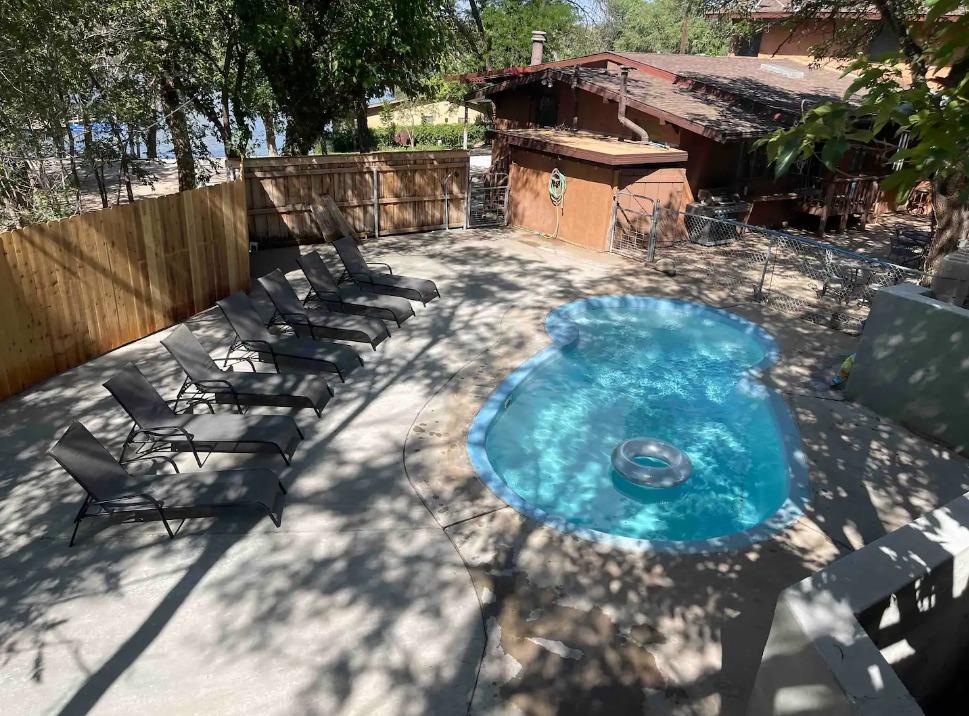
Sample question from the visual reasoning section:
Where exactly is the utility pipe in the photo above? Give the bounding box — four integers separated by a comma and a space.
618, 66, 650, 144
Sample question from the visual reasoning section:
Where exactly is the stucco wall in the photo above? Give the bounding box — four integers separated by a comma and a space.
845, 283, 969, 456
749, 490, 969, 715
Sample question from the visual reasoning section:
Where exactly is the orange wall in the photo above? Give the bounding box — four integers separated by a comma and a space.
620, 167, 692, 210
507, 148, 619, 251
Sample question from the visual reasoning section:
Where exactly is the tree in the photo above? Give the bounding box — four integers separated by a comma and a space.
599, 0, 731, 55
753, 0, 969, 270
236, 0, 451, 154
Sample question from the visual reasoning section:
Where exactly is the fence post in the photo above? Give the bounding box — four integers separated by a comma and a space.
442, 173, 450, 231
606, 191, 619, 253
464, 164, 471, 229
755, 241, 774, 301
646, 202, 660, 263
372, 166, 380, 238
502, 180, 510, 226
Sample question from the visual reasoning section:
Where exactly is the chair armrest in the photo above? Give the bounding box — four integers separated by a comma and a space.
278, 312, 316, 339
239, 339, 281, 372
121, 454, 181, 473
214, 354, 257, 372
93, 492, 166, 510
131, 425, 197, 442
191, 379, 244, 413
367, 261, 393, 275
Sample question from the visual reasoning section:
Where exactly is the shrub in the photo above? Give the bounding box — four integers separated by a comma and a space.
328, 122, 487, 153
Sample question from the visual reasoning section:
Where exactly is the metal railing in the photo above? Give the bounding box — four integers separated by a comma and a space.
468, 175, 509, 228
608, 192, 931, 332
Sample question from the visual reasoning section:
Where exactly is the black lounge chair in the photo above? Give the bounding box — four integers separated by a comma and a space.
332, 236, 441, 305
161, 325, 334, 418
257, 269, 390, 350
49, 421, 285, 546
217, 292, 362, 382
297, 250, 414, 327
103, 363, 304, 466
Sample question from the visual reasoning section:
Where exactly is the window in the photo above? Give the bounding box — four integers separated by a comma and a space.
537, 94, 558, 128
734, 31, 762, 57
421, 114, 434, 125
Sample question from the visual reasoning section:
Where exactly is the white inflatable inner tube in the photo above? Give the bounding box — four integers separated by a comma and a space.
611, 438, 692, 488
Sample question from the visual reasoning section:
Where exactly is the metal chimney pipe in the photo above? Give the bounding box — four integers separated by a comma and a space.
617, 66, 650, 144
530, 31, 547, 65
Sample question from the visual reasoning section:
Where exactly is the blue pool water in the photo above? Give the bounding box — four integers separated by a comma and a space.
467, 296, 808, 551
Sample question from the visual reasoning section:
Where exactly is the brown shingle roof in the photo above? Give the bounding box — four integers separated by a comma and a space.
471, 52, 863, 141
612, 53, 862, 116
555, 67, 785, 140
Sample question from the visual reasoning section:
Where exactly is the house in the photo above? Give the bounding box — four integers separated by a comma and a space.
464, 37, 892, 246
718, 1, 960, 72
365, 98, 491, 128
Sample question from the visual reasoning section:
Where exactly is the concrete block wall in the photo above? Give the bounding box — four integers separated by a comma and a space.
748, 493, 969, 715
845, 283, 969, 456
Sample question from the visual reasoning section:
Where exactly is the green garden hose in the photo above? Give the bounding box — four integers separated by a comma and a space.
549, 168, 567, 238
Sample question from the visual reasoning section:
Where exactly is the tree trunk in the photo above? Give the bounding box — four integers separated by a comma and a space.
262, 112, 278, 155
159, 77, 197, 191
64, 121, 82, 213
926, 171, 969, 273
145, 122, 158, 159
355, 102, 370, 153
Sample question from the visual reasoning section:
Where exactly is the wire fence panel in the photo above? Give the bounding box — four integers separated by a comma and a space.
468, 185, 509, 227
608, 194, 931, 333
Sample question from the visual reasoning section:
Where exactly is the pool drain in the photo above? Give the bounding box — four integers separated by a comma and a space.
611, 438, 692, 488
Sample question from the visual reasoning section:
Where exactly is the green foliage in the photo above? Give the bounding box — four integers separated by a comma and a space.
480, 0, 583, 68
330, 122, 487, 152
600, 0, 731, 55
759, 2, 969, 204
235, 0, 452, 153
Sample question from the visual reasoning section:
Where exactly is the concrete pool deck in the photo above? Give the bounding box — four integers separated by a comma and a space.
1, 227, 967, 714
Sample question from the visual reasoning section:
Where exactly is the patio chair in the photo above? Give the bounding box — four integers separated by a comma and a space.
257, 269, 390, 350
161, 325, 334, 418
297, 250, 415, 327
217, 292, 362, 382
49, 421, 285, 546
816, 249, 858, 304
103, 362, 304, 466
332, 236, 441, 305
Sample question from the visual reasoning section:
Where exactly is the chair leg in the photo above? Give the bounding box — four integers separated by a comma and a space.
68, 497, 90, 547
156, 506, 175, 539
266, 507, 281, 528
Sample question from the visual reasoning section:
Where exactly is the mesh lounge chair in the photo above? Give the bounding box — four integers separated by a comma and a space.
50, 421, 285, 546
297, 250, 414, 327
332, 236, 441, 305
217, 292, 362, 382
257, 269, 390, 350
103, 363, 304, 466
161, 325, 334, 418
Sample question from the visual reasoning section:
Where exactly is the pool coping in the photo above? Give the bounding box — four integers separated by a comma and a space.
466, 294, 811, 555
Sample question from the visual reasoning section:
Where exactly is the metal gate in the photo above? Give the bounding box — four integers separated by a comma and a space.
468, 173, 509, 228
608, 191, 931, 332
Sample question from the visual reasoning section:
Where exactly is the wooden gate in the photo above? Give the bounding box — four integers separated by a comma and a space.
243, 151, 470, 246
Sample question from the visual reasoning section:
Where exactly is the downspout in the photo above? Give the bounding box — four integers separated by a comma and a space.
617, 66, 650, 144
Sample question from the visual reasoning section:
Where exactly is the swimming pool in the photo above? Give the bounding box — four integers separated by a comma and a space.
467, 296, 809, 552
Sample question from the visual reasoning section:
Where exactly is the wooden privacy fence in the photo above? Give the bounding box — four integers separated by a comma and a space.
244, 150, 470, 246
0, 181, 249, 400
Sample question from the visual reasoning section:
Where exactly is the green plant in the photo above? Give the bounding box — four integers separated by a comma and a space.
329, 122, 487, 152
